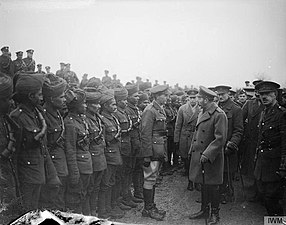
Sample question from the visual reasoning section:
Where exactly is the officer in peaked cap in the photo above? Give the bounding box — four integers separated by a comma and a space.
189, 85, 227, 224
45, 66, 51, 74
187, 88, 199, 97
215, 85, 243, 205
252, 79, 263, 87
23, 49, 36, 72
0, 46, 12, 76
140, 84, 170, 221
10, 51, 25, 77
36, 64, 46, 74
254, 80, 286, 216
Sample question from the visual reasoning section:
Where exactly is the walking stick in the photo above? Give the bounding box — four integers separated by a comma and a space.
201, 162, 207, 225
226, 156, 234, 202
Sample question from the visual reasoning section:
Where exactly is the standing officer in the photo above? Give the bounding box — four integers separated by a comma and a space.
0, 74, 18, 206
41, 74, 68, 210
97, 89, 124, 219
84, 87, 107, 216
10, 51, 25, 78
189, 86, 227, 225
23, 49, 36, 72
174, 88, 200, 191
64, 88, 93, 215
45, 66, 51, 74
141, 85, 170, 221
114, 87, 139, 209
0, 46, 12, 76
10, 74, 59, 211
56, 62, 66, 78
254, 81, 286, 216
125, 84, 144, 201
215, 85, 243, 204
63, 63, 79, 86
36, 64, 46, 74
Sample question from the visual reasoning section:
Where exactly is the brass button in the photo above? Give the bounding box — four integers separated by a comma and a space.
27, 161, 30, 165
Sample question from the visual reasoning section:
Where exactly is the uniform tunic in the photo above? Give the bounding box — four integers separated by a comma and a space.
23, 57, 35, 72
10, 58, 25, 77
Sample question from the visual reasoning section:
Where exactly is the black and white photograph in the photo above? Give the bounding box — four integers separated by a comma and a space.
1, 0, 286, 224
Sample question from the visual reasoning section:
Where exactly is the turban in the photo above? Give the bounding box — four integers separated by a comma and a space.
170, 95, 179, 103
0, 74, 13, 99
139, 82, 152, 91
15, 73, 44, 94
86, 77, 102, 88
84, 87, 102, 104
114, 87, 128, 101
66, 88, 86, 106
125, 84, 138, 96
43, 74, 67, 98
99, 89, 114, 105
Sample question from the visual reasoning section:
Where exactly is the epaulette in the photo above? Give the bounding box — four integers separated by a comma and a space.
277, 105, 286, 112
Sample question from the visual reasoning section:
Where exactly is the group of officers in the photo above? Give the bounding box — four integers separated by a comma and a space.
0, 45, 286, 225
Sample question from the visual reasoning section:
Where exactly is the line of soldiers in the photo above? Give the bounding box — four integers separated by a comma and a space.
0, 48, 286, 224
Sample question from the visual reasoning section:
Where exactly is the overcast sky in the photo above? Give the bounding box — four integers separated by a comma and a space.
1, 0, 286, 88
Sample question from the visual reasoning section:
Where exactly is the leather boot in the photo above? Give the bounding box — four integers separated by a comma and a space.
207, 207, 220, 225
97, 190, 110, 219
152, 186, 166, 215
189, 206, 209, 219
142, 188, 165, 221
187, 180, 194, 191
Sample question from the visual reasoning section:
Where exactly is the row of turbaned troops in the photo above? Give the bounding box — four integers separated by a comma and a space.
0, 46, 286, 225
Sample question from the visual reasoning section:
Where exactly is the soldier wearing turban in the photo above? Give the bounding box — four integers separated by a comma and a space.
64, 88, 93, 214
10, 73, 60, 211
97, 89, 124, 219
39, 74, 68, 210
84, 87, 107, 216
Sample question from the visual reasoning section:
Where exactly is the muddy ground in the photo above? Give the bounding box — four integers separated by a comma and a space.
116, 169, 268, 225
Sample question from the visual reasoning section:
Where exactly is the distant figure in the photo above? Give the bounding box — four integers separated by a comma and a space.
153, 80, 159, 87
63, 63, 79, 86
0, 46, 12, 76
102, 69, 112, 88
56, 62, 66, 78
80, 73, 89, 89
36, 64, 46, 74
10, 51, 25, 77
23, 49, 36, 72
45, 66, 51, 74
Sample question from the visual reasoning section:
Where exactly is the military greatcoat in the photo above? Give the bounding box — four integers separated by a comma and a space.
174, 103, 200, 159
189, 102, 227, 185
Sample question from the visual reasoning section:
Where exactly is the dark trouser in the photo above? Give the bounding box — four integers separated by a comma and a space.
98, 165, 117, 215
121, 156, 136, 200
220, 172, 234, 197
66, 174, 91, 215
257, 180, 284, 216
39, 176, 67, 211
132, 157, 144, 198
88, 170, 105, 213
165, 136, 179, 167
183, 157, 190, 176
111, 165, 122, 207
201, 184, 220, 209
20, 182, 42, 211
0, 160, 16, 205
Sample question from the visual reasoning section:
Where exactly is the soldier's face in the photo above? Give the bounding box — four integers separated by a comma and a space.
259, 91, 276, 106
30, 89, 43, 106
104, 99, 117, 113
117, 99, 127, 109
17, 55, 23, 60
189, 96, 197, 106
87, 103, 100, 114
78, 102, 87, 114
238, 94, 247, 103
218, 92, 229, 103
128, 93, 139, 106
156, 93, 169, 106
27, 53, 33, 58
51, 93, 66, 110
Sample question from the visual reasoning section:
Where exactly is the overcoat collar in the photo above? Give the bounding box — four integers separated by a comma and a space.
196, 102, 217, 126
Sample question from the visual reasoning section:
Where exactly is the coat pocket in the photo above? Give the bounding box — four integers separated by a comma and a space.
152, 136, 166, 159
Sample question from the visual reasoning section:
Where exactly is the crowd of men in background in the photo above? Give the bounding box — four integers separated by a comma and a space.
1, 46, 286, 224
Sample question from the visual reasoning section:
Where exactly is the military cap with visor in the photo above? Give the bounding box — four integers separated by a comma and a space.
26, 49, 34, 54
150, 85, 170, 95
186, 88, 198, 97
199, 86, 217, 99
255, 81, 280, 93
16, 51, 23, 56
215, 85, 232, 95
1, 46, 9, 52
